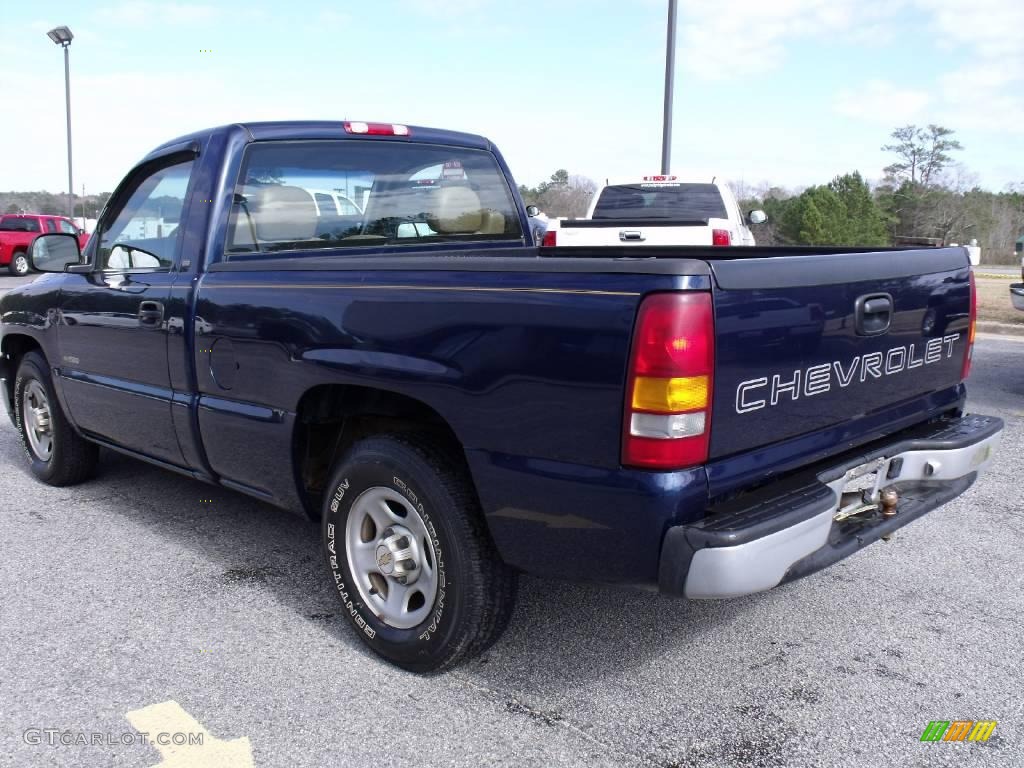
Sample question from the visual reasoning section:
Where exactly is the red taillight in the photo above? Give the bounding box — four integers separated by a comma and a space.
712, 229, 731, 246
343, 121, 411, 136
623, 293, 715, 469
541, 230, 557, 247
962, 271, 977, 380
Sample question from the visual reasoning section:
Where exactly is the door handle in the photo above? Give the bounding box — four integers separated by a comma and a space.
619, 230, 645, 242
854, 293, 893, 336
138, 301, 165, 328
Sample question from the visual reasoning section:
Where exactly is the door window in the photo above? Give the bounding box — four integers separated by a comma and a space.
98, 159, 195, 270
58, 219, 80, 234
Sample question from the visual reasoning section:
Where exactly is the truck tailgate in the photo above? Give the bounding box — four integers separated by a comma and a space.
557, 219, 721, 247
707, 248, 972, 461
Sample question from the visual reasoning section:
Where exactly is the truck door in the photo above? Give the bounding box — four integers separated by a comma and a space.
56, 153, 197, 466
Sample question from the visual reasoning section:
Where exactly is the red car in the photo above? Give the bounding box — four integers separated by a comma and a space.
0, 214, 89, 276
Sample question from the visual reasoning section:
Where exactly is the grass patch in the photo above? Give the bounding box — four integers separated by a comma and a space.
976, 277, 1024, 327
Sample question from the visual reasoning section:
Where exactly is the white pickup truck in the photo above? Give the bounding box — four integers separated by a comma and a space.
542, 175, 765, 247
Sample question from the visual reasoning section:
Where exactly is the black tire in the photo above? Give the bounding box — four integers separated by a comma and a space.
322, 433, 516, 673
9, 251, 31, 276
13, 351, 98, 486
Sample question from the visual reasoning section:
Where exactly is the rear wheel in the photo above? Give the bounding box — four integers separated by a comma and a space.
14, 351, 98, 486
322, 434, 516, 672
9, 252, 31, 276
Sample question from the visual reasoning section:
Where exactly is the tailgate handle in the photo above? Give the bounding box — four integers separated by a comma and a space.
619, 230, 645, 241
855, 293, 893, 336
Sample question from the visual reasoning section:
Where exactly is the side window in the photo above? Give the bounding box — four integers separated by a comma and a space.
45, 219, 59, 233
225, 140, 523, 257
58, 219, 79, 235
98, 159, 194, 270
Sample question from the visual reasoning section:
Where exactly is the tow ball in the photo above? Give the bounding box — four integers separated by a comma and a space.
834, 473, 901, 545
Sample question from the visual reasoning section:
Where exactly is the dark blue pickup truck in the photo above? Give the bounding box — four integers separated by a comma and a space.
0, 121, 1003, 671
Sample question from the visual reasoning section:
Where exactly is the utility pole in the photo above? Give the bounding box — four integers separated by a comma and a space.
47, 26, 75, 219
661, 0, 677, 175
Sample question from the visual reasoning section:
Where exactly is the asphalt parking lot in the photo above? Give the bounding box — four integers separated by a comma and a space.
1, 268, 1021, 766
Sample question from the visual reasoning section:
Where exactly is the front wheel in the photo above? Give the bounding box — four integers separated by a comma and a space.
14, 351, 98, 485
322, 434, 516, 672
9, 252, 31, 276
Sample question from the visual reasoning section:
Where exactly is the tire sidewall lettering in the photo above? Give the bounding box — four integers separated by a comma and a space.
13, 370, 42, 464
325, 492, 377, 640
391, 475, 447, 642
14, 373, 31, 460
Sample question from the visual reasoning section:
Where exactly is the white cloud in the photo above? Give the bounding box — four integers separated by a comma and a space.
97, 2, 221, 26
918, 0, 1024, 133
832, 0, 1024, 140
918, 0, 1024, 58
834, 80, 931, 124
676, 0, 898, 79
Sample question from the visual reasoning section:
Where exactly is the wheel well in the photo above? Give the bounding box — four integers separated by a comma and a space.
1, 335, 42, 404
294, 384, 467, 516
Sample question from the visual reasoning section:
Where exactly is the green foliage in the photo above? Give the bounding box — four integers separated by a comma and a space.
777, 172, 889, 246
519, 169, 596, 218
882, 124, 963, 186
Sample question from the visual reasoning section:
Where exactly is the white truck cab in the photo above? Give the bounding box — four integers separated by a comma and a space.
544, 175, 765, 248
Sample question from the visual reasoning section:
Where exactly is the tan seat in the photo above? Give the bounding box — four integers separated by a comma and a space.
477, 209, 505, 235
251, 185, 319, 242
426, 186, 483, 234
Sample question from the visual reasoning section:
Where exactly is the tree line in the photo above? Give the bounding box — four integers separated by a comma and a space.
523, 125, 1024, 264
1, 190, 111, 220
6, 125, 1023, 262
736, 125, 1024, 263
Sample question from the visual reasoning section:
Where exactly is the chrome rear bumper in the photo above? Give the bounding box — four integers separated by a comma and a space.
659, 414, 1002, 599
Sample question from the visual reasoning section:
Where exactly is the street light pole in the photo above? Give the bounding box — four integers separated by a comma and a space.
661, 0, 677, 175
47, 26, 75, 219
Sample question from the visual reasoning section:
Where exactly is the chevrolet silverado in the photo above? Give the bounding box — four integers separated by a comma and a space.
0, 121, 1002, 672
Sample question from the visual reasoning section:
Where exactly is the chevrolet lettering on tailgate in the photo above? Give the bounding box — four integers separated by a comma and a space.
736, 334, 963, 414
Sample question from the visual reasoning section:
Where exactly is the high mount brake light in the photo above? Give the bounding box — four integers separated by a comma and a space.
642, 175, 678, 182
623, 293, 715, 469
343, 122, 411, 136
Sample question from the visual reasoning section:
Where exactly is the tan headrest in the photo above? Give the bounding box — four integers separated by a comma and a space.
252, 185, 318, 242
427, 186, 483, 234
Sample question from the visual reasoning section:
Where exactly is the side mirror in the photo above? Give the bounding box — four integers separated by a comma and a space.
525, 205, 540, 217
748, 209, 768, 225
29, 233, 82, 272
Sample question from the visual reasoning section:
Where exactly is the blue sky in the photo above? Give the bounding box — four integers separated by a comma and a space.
1, 0, 1021, 196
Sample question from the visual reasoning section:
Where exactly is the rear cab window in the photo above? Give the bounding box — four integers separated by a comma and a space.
224, 140, 523, 257
592, 183, 728, 220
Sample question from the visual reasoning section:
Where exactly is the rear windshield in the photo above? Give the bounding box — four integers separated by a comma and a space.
225, 140, 523, 257
0, 216, 41, 232
591, 183, 727, 220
